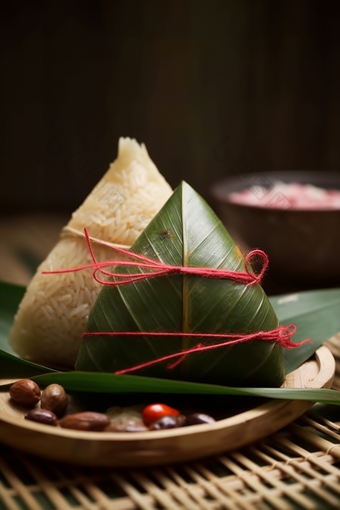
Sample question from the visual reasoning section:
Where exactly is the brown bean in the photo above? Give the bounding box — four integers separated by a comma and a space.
41, 384, 68, 417
184, 413, 216, 426
10, 379, 41, 407
25, 408, 58, 426
59, 412, 110, 431
149, 415, 186, 430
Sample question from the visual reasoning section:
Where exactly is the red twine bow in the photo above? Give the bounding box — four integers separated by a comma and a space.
43, 228, 312, 374
43, 228, 268, 287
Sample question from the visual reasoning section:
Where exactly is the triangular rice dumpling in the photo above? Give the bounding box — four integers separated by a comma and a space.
9, 138, 172, 368
77, 181, 285, 387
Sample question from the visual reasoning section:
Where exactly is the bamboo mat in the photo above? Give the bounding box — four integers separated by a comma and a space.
1, 399, 340, 510
1, 214, 340, 509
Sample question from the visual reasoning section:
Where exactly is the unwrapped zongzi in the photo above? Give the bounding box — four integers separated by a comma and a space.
9, 138, 172, 368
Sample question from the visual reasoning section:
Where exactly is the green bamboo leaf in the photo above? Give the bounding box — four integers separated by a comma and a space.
269, 289, 340, 373
1, 371, 338, 407
76, 182, 285, 387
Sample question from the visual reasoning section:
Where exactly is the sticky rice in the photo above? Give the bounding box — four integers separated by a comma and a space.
9, 138, 172, 368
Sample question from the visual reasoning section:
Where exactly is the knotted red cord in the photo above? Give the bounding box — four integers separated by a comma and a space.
43, 228, 312, 374
42, 228, 268, 286
82, 325, 311, 375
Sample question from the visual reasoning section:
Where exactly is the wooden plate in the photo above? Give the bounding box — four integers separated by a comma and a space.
0, 346, 335, 467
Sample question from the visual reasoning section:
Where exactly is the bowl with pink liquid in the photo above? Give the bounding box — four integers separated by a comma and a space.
210, 171, 340, 285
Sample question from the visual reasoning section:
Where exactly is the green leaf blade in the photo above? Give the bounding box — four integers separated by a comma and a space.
270, 289, 340, 373
0, 371, 336, 408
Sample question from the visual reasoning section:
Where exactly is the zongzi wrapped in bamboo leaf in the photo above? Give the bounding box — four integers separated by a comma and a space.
9, 138, 172, 368
76, 181, 285, 387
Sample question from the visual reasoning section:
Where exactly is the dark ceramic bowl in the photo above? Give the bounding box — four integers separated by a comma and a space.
210, 171, 340, 284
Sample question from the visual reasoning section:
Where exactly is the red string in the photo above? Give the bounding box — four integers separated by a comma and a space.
82, 326, 312, 375
42, 228, 312, 375
42, 228, 268, 287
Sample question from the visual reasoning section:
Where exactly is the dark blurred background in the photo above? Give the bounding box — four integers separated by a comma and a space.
1, 0, 340, 286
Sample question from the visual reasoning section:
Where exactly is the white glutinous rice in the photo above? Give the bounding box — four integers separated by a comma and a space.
9, 138, 172, 368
